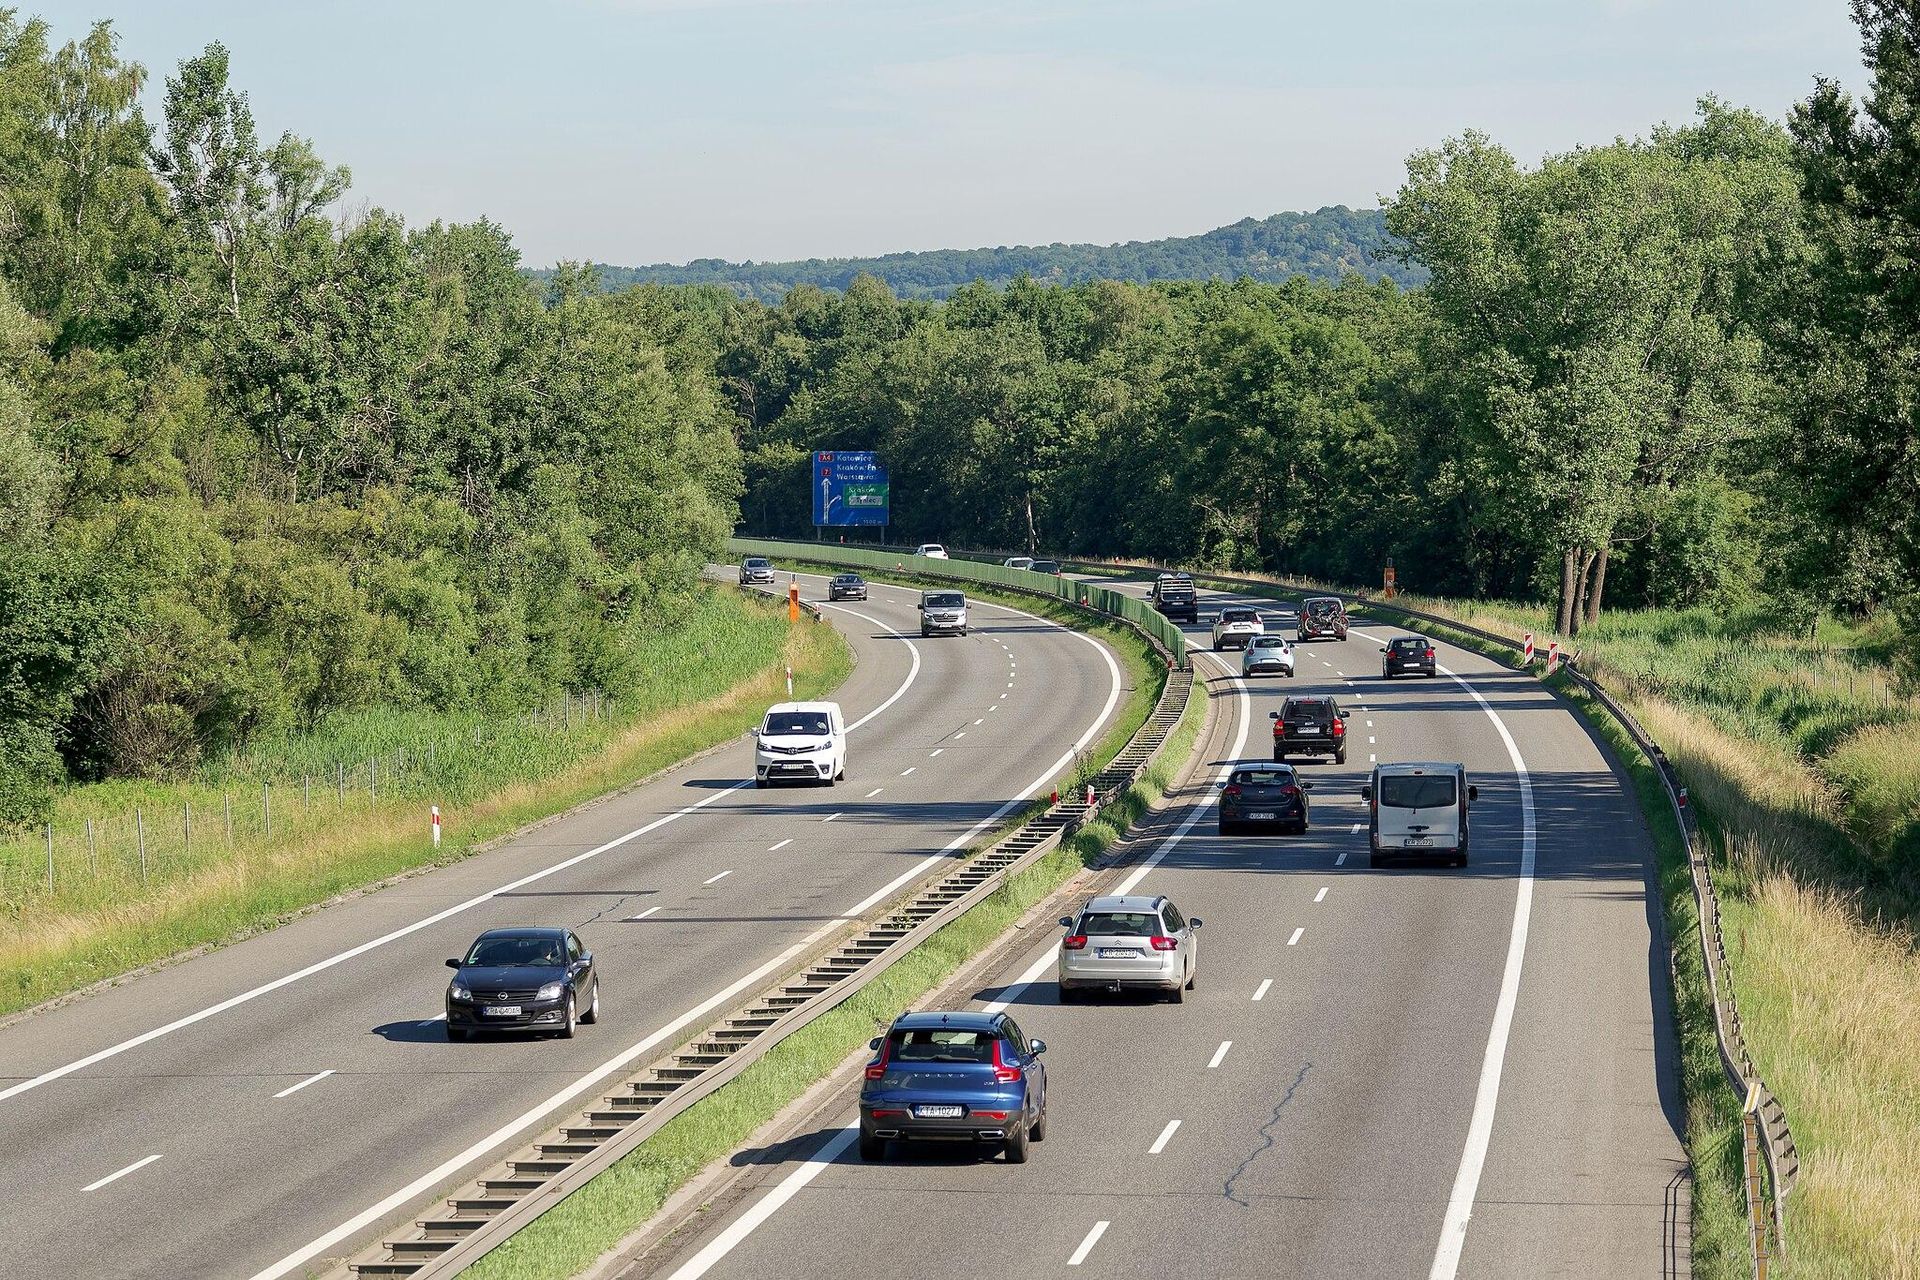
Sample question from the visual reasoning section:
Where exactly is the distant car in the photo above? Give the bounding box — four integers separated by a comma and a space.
1362, 761, 1476, 867
1030, 559, 1061, 575
919, 589, 968, 637
914, 543, 950, 559
1381, 634, 1438, 679
1218, 764, 1313, 834
445, 927, 599, 1040
827, 573, 867, 601
1003, 556, 1035, 570
1149, 572, 1199, 622
1211, 606, 1263, 651
1271, 695, 1349, 764
859, 1010, 1048, 1163
1057, 893, 1202, 1003
1241, 633, 1295, 677
739, 556, 775, 586
755, 700, 847, 786
1297, 596, 1349, 642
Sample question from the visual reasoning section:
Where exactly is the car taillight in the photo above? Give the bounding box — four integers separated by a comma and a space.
1425, 648, 1436, 660
868, 1108, 906, 1118
1280, 785, 1300, 799
972, 1110, 1010, 1121
1222, 785, 1242, 800
1150, 936, 1179, 951
1062, 935, 1088, 950
864, 1040, 891, 1080
1332, 720, 1345, 736
991, 1040, 1023, 1084
1273, 721, 1284, 737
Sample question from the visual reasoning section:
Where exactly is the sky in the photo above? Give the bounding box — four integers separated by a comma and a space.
26, 0, 1869, 269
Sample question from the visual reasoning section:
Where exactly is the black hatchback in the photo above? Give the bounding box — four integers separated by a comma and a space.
1381, 635, 1438, 679
1218, 764, 1314, 834
446, 927, 600, 1039
828, 573, 867, 601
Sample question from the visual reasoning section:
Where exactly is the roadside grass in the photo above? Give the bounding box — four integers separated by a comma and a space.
0, 589, 851, 1018
461, 616, 1209, 1280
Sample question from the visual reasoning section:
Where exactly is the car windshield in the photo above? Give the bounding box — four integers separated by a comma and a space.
1380, 775, 1458, 808
764, 712, 829, 735
744, 558, 768, 569
835, 575, 859, 584
464, 935, 562, 967
1078, 911, 1162, 937
888, 1028, 993, 1063
1251, 636, 1285, 649
1032, 561, 1059, 573
924, 593, 964, 609
1392, 638, 1427, 652
1221, 609, 1258, 623
920, 545, 944, 554
1231, 769, 1292, 786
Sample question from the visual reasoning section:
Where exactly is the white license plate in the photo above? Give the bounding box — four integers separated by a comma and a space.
1248, 811, 1277, 820
1097, 948, 1139, 959
484, 1005, 523, 1017
1403, 836, 1430, 847
914, 1104, 964, 1118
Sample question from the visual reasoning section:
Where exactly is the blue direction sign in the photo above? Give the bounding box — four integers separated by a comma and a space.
813, 451, 890, 528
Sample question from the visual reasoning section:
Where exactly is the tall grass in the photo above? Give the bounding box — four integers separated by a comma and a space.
0, 589, 851, 1016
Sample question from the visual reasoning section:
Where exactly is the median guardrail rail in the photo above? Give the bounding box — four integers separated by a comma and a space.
1060, 554, 1797, 1277
336, 578, 1193, 1279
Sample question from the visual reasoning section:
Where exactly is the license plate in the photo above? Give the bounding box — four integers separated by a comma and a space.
1403, 836, 1430, 847
484, 1005, 523, 1017
914, 1104, 964, 1118
1097, 948, 1138, 959
1249, 811, 1277, 820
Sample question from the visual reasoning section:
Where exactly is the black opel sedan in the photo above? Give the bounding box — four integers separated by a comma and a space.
446, 927, 600, 1039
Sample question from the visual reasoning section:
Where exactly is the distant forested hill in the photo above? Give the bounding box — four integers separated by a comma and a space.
556, 207, 1425, 300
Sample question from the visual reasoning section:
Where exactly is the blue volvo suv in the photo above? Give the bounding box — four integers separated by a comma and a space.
859, 1010, 1048, 1162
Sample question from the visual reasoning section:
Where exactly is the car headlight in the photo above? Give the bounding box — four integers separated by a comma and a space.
537, 982, 565, 1001
449, 983, 471, 1001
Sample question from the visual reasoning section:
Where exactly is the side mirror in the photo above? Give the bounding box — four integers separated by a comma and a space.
1300, 782, 1315, 791
1029, 1039, 1047, 1056
1468, 784, 1479, 803
1269, 710, 1281, 720
580, 952, 593, 966
1215, 781, 1227, 789
445, 958, 461, 969
1058, 916, 1074, 929
1378, 646, 1388, 653
1337, 711, 1350, 719
1360, 785, 1373, 802
1190, 917, 1204, 929
868, 1037, 882, 1051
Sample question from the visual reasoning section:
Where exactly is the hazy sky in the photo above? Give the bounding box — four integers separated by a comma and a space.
26, 1, 1868, 268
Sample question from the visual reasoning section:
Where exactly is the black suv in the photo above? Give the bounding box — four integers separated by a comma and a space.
1271, 696, 1350, 764
1381, 635, 1437, 679
1149, 573, 1199, 622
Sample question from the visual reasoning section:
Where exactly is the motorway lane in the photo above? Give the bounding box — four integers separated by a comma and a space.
0, 571, 1124, 1280
638, 580, 1686, 1279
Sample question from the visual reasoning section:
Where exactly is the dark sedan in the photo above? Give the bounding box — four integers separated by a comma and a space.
1382, 634, 1438, 679
446, 927, 600, 1039
1218, 764, 1313, 834
860, 1010, 1048, 1163
827, 573, 867, 601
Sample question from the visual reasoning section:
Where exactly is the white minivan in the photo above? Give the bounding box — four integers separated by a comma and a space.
1360, 762, 1477, 867
754, 701, 847, 787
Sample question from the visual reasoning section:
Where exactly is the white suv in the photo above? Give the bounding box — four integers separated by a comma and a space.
754, 701, 847, 787
914, 543, 949, 559
1211, 606, 1263, 651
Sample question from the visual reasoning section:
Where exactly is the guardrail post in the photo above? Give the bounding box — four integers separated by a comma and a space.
1745, 1087, 1771, 1278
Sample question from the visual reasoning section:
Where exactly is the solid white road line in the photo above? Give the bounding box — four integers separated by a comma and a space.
84, 1153, 162, 1191
702, 870, 734, 886
1252, 979, 1272, 1001
1207, 1041, 1233, 1069
1068, 1221, 1110, 1267
767, 839, 792, 852
1314, 887, 1328, 903
273, 1070, 335, 1100
1288, 927, 1305, 946
666, 1125, 860, 1280
627, 906, 661, 921
1148, 1119, 1182, 1154
864, 788, 883, 798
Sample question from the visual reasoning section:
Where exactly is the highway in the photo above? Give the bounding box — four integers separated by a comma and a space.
0, 570, 1126, 1280
634, 575, 1689, 1280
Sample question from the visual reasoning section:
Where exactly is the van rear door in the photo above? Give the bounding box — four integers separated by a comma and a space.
1376, 771, 1461, 852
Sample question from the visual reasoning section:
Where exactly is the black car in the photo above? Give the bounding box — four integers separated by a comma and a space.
1218, 764, 1313, 834
1149, 573, 1199, 622
1271, 696, 1350, 764
446, 927, 599, 1039
1030, 559, 1061, 575
1382, 634, 1438, 679
827, 573, 867, 601
739, 556, 775, 586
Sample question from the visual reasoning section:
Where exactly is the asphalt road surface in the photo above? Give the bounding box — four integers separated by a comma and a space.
636, 576, 1688, 1280
0, 570, 1127, 1280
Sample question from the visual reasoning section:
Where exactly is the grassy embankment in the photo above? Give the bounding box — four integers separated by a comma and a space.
0, 587, 851, 1018
463, 628, 1205, 1280
1085, 559, 1916, 1279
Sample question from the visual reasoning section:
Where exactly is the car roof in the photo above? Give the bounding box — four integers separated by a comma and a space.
833, 571, 861, 578
1374, 760, 1464, 774
892, 1010, 1000, 1032
1394, 633, 1431, 640
1083, 894, 1167, 913
474, 926, 565, 940
1250, 634, 1286, 642
921, 587, 964, 595
765, 700, 841, 715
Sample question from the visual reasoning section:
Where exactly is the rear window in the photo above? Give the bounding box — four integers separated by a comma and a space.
1230, 769, 1293, 786
1284, 699, 1332, 719
764, 712, 829, 735
1306, 599, 1341, 614
1221, 608, 1258, 623
1379, 775, 1458, 808
1077, 911, 1162, 937
1032, 560, 1059, 573
887, 1028, 993, 1063
923, 592, 965, 608
1392, 637, 1428, 653
1251, 636, 1286, 648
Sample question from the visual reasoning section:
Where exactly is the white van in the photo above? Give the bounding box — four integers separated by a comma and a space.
1360, 762, 1477, 867
754, 701, 847, 787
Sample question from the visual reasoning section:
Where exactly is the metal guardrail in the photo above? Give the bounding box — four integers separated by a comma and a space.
337, 579, 1195, 1278
727, 538, 1189, 667
1060, 556, 1797, 1275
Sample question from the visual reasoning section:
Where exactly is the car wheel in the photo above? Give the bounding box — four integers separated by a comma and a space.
1369, 853, 1384, 868
1004, 1122, 1031, 1164
1030, 1101, 1048, 1142
1167, 978, 1185, 1004
1185, 963, 1197, 991
1382, 670, 1392, 680
1058, 983, 1078, 1004
446, 1025, 466, 1042
753, 778, 766, 789
559, 995, 577, 1039
583, 981, 601, 1024
1456, 851, 1470, 868
858, 1132, 887, 1162
1336, 750, 1348, 765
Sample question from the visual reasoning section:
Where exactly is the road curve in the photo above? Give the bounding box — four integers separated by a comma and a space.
0, 570, 1125, 1280
633, 577, 1688, 1280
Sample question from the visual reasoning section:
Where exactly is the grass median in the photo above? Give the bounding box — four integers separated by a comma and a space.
462, 613, 1207, 1280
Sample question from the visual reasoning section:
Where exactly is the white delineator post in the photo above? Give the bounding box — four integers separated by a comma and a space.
785, 665, 794, 697
1523, 632, 1534, 666
431, 805, 441, 848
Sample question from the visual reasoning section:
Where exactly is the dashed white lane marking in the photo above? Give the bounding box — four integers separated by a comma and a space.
1315, 887, 1328, 903
1000, 693, 1008, 699
1288, 927, 1305, 946
1252, 979, 1273, 1001
901, 767, 917, 776
989, 706, 998, 712
273, 1070, 334, 1099
1350, 822, 1363, 833
627, 906, 661, 921
767, 839, 792, 852
1068, 1221, 1110, 1267
954, 731, 966, 739
1336, 851, 1348, 867
84, 1153, 163, 1191
1369, 753, 1377, 763
929, 749, 944, 757
1367, 720, 1374, 727
974, 718, 984, 725
1006, 681, 1014, 688
1207, 1041, 1233, 1069
702, 870, 733, 886
821, 812, 841, 823
864, 788, 883, 798
1369, 736, 1376, 744
1148, 1119, 1182, 1154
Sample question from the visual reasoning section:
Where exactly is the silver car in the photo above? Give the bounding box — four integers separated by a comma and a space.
1056, 894, 1202, 1003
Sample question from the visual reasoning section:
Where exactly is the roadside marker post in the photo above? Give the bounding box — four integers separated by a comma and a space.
1547, 640, 1559, 674
787, 582, 800, 623
431, 805, 441, 848
785, 665, 794, 697
1523, 632, 1534, 665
